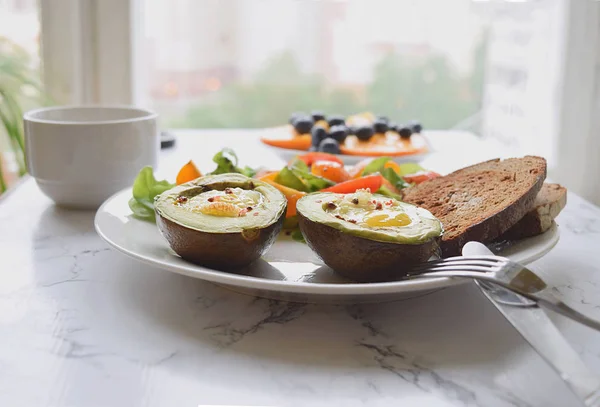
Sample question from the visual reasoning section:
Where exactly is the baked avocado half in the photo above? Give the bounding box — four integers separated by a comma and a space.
155, 173, 287, 269
296, 189, 443, 282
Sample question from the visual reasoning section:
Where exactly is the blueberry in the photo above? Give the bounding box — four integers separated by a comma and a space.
311, 111, 326, 122
329, 125, 348, 143
293, 116, 314, 134
398, 126, 413, 139
355, 125, 375, 141
377, 116, 389, 124
311, 125, 328, 146
408, 120, 422, 133
318, 137, 341, 154
289, 112, 304, 124
327, 115, 345, 127
388, 122, 399, 133
373, 120, 389, 133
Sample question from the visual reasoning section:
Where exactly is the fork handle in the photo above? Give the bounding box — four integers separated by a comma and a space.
533, 290, 600, 333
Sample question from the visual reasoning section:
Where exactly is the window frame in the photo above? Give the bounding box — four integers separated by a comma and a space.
39, 0, 137, 105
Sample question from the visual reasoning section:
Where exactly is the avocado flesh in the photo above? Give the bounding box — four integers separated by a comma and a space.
296, 191, 442, 245
155, 173, 287, 269
156, 173, 285, 233
296, 191, 443, 282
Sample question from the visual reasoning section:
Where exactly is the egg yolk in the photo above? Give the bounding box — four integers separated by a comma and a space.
178, 188, 262, 217
364, 212, 412, 227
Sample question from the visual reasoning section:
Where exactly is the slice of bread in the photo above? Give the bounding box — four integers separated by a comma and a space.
403, 156, 547, 256
498, 183, 566, 241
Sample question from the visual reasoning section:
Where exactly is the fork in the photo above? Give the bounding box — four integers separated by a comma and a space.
403, 255, 600, 332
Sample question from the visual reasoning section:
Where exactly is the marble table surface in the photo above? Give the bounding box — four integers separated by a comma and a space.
1, 130, 600, 407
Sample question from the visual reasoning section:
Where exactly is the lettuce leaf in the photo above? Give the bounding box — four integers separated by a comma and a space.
376, 185, 403, 201
396, 162, 426, 176
362, 156, 391, 175
275, 167, 309, 192
381, 167, 410, 191
210, 148, 256, 177
291, 228, 306, 243
290, 167, 335, 192
289, 158, 310, 173
128, 166, 175, 221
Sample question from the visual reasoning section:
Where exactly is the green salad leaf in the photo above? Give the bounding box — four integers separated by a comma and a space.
291, 228, 306, 243
289, 158, 310, 173
362, 156, 392, 175
128, 166, 175, 221
274, 162, 334, 193
210, 148, 256, 177
362, 156, 420, 192
381, 167, 410, 191
376, 185, 403, 201
290, 167, 335, 192
275, 167, 308, 192
396, 162, 426, 176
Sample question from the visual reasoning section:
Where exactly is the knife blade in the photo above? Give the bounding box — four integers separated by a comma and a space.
462, 241, 600, 406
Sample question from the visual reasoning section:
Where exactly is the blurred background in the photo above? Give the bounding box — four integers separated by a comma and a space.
1, 0, 598, 204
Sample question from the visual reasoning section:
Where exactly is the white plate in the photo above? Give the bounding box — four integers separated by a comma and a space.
260, 126, 432, 165
95, 188, 560, 304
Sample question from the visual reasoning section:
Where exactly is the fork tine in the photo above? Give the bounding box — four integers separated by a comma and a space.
405, 265, 494, 275
443, 255, 507, 262
409, 259, 501, 270
435, 255, 506, 265
408, 257, 506, 272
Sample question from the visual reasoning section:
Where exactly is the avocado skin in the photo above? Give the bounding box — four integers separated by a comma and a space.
157, 209, 285, 270
298, 211, 439, 282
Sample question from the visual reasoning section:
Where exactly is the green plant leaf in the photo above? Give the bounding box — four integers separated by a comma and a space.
0, 37, 47, 191
0, 155, 7, 193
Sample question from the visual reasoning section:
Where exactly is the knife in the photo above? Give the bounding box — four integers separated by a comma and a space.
462, 241, 600, 407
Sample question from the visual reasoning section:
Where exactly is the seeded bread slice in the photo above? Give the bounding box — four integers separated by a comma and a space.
403, 156, 547, 256
498, 183, 566, 241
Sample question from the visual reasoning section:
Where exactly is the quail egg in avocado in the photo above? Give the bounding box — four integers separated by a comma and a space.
155, 173, 287, 270
296, 189, 443, 282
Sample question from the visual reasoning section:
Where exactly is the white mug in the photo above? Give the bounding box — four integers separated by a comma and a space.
24, 106, 159, 209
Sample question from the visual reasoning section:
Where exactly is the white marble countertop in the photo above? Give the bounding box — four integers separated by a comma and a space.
1, 130, 600, 407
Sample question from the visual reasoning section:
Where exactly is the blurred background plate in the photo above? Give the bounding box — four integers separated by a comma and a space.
260, 126, 433, 165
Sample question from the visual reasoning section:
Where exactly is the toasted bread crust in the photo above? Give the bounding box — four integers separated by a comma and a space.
499, 183, 566, 240
403, 156, 547, 256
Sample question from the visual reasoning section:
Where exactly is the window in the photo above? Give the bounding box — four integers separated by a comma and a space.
138, 0, 489, 131
32, 0, 600, 203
